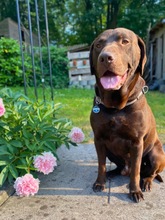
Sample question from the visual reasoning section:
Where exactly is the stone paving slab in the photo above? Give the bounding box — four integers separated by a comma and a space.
1, 144, 165, 220
0, 183, 15, 206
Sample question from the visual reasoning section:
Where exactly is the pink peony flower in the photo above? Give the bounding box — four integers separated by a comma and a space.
33, 152, 57, 175
68, 127, 85, 143
0, 98, 5, 117
14, 174, 40, 197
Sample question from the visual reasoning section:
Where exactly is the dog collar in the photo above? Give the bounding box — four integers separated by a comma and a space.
126, 85, 149, 106
93, 86, 148, 112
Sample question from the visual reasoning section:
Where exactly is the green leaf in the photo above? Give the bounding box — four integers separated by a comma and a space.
24, 139, 30, 147
42, 132, 54, 141
0, 166, 9, 187
2, 125, 10, 131
26, 144, 36, 151
65, 142, 71, 149
63, 121, 72, 128
16, 165, 28, 170
0, 138, 7, 145
27, 113, 34, 124
37, 108, 42, 121
19, 151, 30, 157
28, 165, 36, 171
42, 108, 55, 119
44, 141, 55, 152
0, 161, 9, 166
19, 157, 27, 165
69, 141, 77, 147
0, 147, 12, 156
7, 144, 17, 155
22, 128, 33, 139
9, 164, 18, 179
10, 140, 22, 148
8, 172, 14, 184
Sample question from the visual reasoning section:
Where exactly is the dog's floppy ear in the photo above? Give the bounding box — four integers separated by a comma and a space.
89, 42, 95, 75
137, 36, 147, 75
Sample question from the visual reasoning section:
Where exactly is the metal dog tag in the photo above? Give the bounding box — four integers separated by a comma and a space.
93, 105, 100, 114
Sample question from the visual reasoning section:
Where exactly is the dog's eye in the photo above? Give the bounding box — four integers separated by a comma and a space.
122, 39, 129, 45
95, 43, 102, 49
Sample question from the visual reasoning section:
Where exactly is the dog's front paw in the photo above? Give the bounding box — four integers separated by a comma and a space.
130, 190, 144, 203
141, 177, 153, 192
93, 182, 105, 192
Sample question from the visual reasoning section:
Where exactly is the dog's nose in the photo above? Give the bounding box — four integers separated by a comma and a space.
99, 52, 114, 64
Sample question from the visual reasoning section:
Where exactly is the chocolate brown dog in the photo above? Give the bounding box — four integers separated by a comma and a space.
90, 28, 165, 202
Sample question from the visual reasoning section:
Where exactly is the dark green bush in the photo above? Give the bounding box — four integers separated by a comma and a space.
0, 37, 69, 88
35, 46, 69, 88
0, 37, 32, 87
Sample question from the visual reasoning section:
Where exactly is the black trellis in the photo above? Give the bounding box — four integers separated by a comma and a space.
16, 0, 54, 102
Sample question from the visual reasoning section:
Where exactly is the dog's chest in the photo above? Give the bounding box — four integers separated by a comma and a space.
91, 109, 144, 141
105, 114, 132, 136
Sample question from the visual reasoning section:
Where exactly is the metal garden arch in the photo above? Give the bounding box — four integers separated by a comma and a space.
16, 0, 54, 102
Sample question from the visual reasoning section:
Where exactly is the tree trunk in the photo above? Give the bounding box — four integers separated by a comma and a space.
106, 0, 111, 29
106, 0, 120, 29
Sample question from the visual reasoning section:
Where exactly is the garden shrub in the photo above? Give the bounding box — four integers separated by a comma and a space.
0, 37, 32, 87
35, 46, 69, 88
0, 38, 69, 88
0, 88, 76, 187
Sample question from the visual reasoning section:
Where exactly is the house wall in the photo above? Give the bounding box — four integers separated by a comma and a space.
0, 18, 38, 47
8, 18, 20, 41
0, 18, 10, 38
150, 25, 165, 80
156, 37, 162, 79
163, 33, 165, 80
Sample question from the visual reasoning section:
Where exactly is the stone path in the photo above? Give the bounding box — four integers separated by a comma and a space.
1, 144, 165, 220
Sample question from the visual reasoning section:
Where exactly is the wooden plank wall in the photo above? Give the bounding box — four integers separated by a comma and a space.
68, 51, 90, 77
68, 51, 95, 88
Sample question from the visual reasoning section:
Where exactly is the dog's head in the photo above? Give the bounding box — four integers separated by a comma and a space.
90, 28, 146, 91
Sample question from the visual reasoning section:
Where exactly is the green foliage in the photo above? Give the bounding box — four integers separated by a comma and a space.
118, 0, 165, 39
0, 37, 69, 88
35, 46, 69, 89
0, 0, 165, 45
66, 0, 165, 44
0, 37, 32, 87
0, 88, 75, 187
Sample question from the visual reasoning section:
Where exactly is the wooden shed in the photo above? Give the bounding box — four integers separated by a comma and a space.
148, 19, 165, 83
0, 17, 38, 47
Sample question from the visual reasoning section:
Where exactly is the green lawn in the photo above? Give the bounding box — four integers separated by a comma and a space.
2, 87, 165, 144
50, 88, 95, 143
146, 91, 165, 144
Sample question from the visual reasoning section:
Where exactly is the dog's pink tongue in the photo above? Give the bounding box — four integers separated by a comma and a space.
100, 75, 121, 89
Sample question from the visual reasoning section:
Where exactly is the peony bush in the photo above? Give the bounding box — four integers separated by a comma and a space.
0, 88, 85, 196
